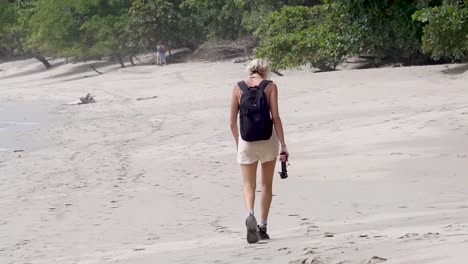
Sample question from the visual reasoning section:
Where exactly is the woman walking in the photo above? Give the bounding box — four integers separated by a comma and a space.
230, 59, 289, 244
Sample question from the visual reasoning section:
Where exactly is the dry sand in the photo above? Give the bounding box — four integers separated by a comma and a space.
1, 58, 468, 264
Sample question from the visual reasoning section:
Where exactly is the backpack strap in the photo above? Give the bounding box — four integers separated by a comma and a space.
238, 80, 271, 92
237, 81, 249, 93
258, 80, 272, 90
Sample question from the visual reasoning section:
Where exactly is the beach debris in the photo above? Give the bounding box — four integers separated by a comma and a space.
324, 232, 335, 237
136, 96, 158, 101
193, 38, 256, 61
367, 256, 387, 264
13, 150, 24, 153
79, 93, 96, 104
233, 57, 251, 63
398, 233, 418, 239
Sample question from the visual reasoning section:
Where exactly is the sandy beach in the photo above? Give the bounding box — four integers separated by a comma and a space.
1, 58, 467, 264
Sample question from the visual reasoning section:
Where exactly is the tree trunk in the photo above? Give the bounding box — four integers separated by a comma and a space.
116, 55, 125, 68
89, 64, 103, 75
35, 54, 52, 69
272, 70, 284, 76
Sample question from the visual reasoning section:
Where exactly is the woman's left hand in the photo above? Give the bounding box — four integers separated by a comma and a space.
279, 146, 289, 162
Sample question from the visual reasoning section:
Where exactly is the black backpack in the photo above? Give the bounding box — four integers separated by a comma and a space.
238, 80, 273, 142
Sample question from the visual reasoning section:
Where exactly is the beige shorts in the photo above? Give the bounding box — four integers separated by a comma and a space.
237, 132, 280, 164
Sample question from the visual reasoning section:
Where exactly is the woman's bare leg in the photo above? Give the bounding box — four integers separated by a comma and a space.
260, 159, 276, 224
241, 162, 258, 213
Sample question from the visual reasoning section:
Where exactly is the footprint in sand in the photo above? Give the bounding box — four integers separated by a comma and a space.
290, 256, 324, 264
366, 256, 387, 264
398, 232, 439, 241
302, 247, 315, 255
146, 233, 160, 241
278, 247, 292, 254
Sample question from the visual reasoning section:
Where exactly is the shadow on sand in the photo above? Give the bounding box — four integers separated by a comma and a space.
441, 64, 468, 75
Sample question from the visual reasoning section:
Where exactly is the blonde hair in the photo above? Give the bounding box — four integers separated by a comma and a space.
246, 59, 271, 79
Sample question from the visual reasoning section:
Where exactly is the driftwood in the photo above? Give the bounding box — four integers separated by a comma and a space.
79, 93, 96, 104
135, 55, 144, 64
193, 38, 257, 61
233, 57, 251, 63
136, 96, 158, 101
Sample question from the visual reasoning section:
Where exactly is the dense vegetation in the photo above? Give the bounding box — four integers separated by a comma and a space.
0, 0, 466, 70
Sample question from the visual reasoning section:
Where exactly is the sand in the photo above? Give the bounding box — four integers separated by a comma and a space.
1, 58, 468, 264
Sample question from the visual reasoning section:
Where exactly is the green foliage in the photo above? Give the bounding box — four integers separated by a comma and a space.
255, 0, 465, 70
78, 0, 132, 59
183, 0, 247, 40
256, 4, 358, 71
413, 0, 467, 61
339, 0, 427, 61
27, 0, 81, 56
1, 0, 466, 68
184, 0, 323, 41
128, 0, 190, 50
25, 0, 133, 62
80, 13, 129, 58
0, 0, 19, 55
0, 0, 18, 33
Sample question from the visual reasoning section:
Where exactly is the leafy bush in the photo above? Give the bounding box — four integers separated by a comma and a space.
0, 0, 19, 56
255, 4, 358, 71
340, 0, 427, 62
413, 0, 467, 61
27, 0, 82, 57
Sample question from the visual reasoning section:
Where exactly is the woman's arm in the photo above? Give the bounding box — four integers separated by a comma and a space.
269, 83, 288, 153
230, 85, 240, 148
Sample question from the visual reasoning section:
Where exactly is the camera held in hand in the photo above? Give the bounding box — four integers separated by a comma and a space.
279, 152, 289, 179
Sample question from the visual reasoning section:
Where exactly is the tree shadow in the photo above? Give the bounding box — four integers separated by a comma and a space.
47, 61, 115, 79
0, 60, 66, 79
441, 64, 468, 75
61, 64, 123, 82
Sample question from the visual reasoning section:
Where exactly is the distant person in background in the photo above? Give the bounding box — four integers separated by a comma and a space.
158, 42, 167, 65
155, 44, 161, 65
152, 44, 160, 65
230, 59, 289, 244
